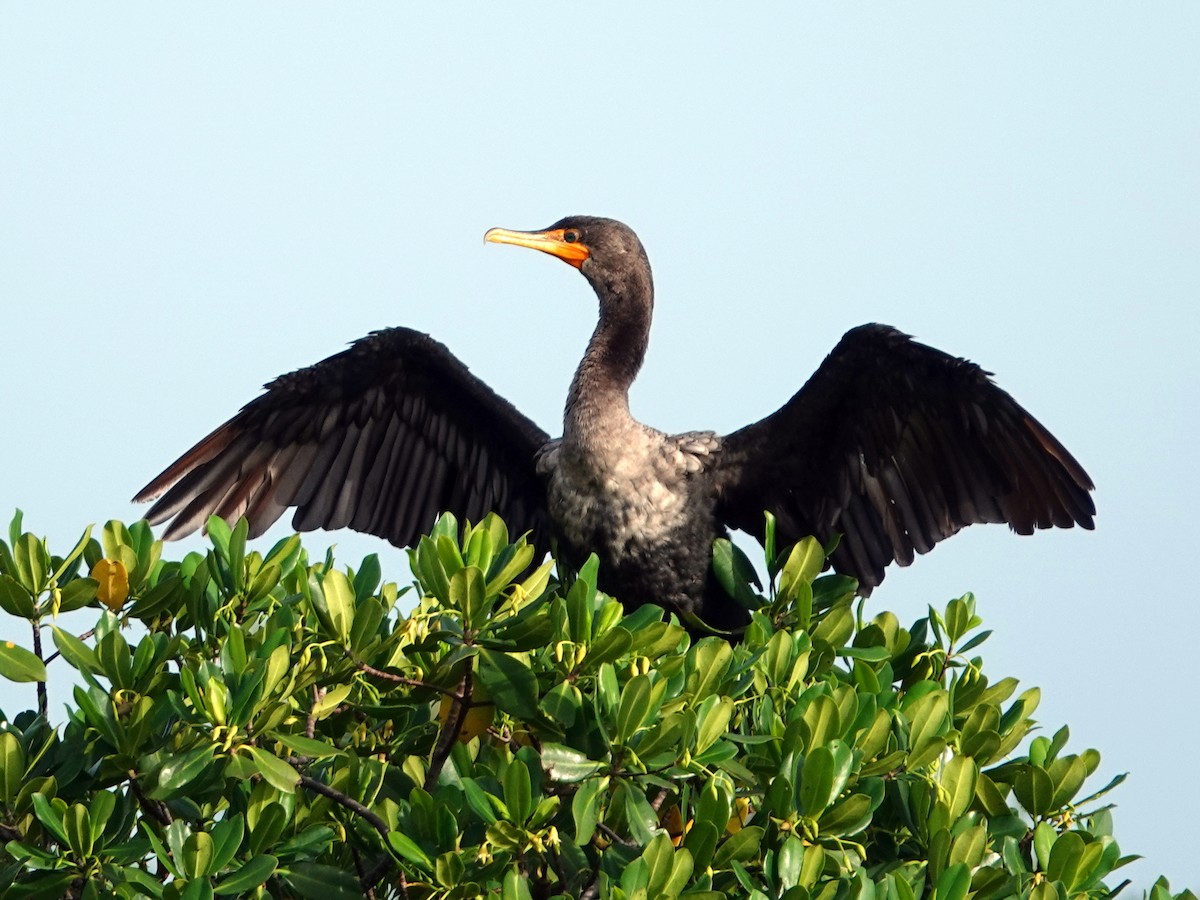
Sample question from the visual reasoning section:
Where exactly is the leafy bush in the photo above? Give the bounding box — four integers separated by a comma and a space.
0, 510, 1191, 900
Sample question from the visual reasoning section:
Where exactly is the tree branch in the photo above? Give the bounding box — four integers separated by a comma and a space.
31, 623, 47, 720
287, 759, 390, 839
424, 665, 473, 791
355, 661, 461, 698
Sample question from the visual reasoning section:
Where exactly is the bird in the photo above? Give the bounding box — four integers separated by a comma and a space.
135, 215, 1095, 631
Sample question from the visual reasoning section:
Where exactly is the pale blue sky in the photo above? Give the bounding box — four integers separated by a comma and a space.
2, 4, 1197, 889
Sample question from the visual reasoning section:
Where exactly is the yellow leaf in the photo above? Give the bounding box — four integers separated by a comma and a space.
438, 682, 494, 743
90, 559, 129, 610
727, 797, 753, 833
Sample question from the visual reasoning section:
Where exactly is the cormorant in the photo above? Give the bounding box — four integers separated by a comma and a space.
135, 216, 1095, 630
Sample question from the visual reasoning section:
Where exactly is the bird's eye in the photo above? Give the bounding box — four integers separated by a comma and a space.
563, 230, 580, 243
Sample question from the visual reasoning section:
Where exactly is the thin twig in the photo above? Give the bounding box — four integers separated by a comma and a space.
307, 686, 324, 739
597, 823, 638, 848
548, 845, 571, 894
350, 847, 377, 900
129, 774, 173, 827
355, 661, 460, 698
31, 624, 47, 720
424, 665, 472, 792
287, 760, 389, 839
360, 854, 396, 893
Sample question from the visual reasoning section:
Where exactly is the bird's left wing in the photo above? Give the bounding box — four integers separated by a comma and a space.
713, 324, 1095, 590
135, 327, 552, 553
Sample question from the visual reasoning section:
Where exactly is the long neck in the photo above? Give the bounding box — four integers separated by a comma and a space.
564, 267, 653, 442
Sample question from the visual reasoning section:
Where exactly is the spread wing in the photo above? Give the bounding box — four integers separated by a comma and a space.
135, 327, 552, 552
715, 324, 1095, 589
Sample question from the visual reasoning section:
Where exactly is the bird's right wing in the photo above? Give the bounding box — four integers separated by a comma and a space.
135, 327, 552, 553
714, 324, 1095, 590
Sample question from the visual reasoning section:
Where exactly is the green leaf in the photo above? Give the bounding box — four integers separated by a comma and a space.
906, 737, 948, 772
1046, 830, 1085, 887
227, 518, 248, 594
542, 680, 582, 728
353, 552, 383, 599
683, 821, 720, 873
932, 862, 970, 900
413, 536, 451, 605
485, 542, 534, 598
801, 694, 841, 749
244, 747, 300, 792
310, 682, 352, 720
246, 562, 281, 603
209, 815, 245, 872
268, 732, 344, 760
184, 831, 216, 879
0, 574, 36, 617
618, 780, 660, 846
1048, 753, 1093, 809
7, 509, 23, 549
1029, 882, 1059, 900
819, 792, 873, 836
13, 533, 50, 594
1033, 821, 1057, 870
799, 843, 826, 889
616, 674, 653, 743
687, 638, 734, 701
477, 648, 541, 721
542, 743, 604, 783
32, 793, 69, 845
712, 825, 765, 869
940, 755, 977, 820
712, 538, 762, 609
502, 866, 534, 900
57, 576, 98, 612
451, 565, 487, 631
1014, 765, 1055, 817
948, 824, 987, 869
388, 830, 434, 872
799, 741, 853, 816
906, 689, 949, 750
215, 854, 278, 894
695, 695, 734, 755
503, 758, 532, 824
564, 555, 598, 642
483, 604, 556, 651
0, 732, 23, 805
87, 792, 116, 849
779, 536, 824, 599
642, 833, 675, 896
462, 778, 501, 824
63, 802, 92, 857
572, 776, 609, 845
0, 640, 46, 682
155, 745, 217, 796
315, 568, 355, 642
51, 625, 100, 674
281, 861, 365, 899
839, 645, 890, 662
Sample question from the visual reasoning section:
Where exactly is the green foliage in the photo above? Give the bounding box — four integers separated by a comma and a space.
0, 508, 1190, 899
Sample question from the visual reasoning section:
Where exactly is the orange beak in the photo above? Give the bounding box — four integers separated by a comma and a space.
484, 226, 590, 269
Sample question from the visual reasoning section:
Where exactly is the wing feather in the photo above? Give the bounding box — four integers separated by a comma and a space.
136, 327, 551, 553
716, 324, 1094, 590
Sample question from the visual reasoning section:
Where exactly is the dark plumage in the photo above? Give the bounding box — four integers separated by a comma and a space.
136, 215, 1095, 630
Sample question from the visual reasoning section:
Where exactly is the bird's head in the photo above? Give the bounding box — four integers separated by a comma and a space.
485, 216, 652, 304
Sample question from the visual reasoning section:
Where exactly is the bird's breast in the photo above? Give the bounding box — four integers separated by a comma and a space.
537, 429, 718, 563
